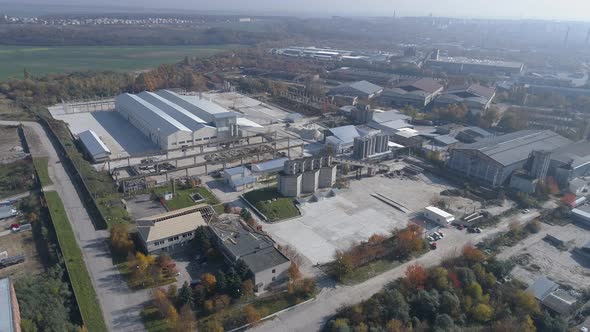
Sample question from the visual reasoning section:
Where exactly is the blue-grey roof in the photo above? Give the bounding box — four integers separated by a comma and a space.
0, 278, 15, 332
78, 130, 111, 157
551, 141, 590, 169
434, 135, 458, 145
464, 126, 492, 137
231, 176, 258, 187
526, 276, 559, 300
224, 166, 249, 177
329, 80, 383, 96
251, 157, 289, 173
371, 110, 410, 123
369, 119, 411, 131
453, 130, 571, 166
0, 205, 16, 220
328, 125, 361, 145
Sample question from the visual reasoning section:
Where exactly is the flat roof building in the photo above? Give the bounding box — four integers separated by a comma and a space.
209, 216, 290, 293
427, 55, 524, 76
448, 130, 571, 187
77, 129, 111, 162
223, 166, 257, 191
424, 206, 455, 226
137, 205, 209, 254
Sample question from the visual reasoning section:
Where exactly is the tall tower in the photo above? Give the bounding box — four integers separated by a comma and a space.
564, 26, 570, 48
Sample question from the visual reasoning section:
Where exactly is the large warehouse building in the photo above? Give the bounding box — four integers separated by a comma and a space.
115, 90, 239, 150
448, 130, 571, 187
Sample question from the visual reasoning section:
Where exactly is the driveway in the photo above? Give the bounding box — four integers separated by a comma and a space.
251, 210, 540, 332
1, 121, 149, 332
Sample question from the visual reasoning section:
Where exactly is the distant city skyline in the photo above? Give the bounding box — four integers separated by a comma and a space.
2, 0, 590, 21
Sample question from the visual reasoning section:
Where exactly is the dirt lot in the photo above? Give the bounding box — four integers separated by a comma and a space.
0, 230, 43, 279
0, 125, 27, 164
497, 222, 590, 290
125, 194, 167, 220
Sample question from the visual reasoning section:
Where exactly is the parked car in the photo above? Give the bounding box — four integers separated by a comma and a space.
10, 223, 20, 232
436, 231, 444, 238
430, 242, 437, 250
190, 279, 202, 288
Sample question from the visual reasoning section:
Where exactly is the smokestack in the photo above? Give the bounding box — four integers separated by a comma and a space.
585, 28, 590, 45
564, 26, 570, 47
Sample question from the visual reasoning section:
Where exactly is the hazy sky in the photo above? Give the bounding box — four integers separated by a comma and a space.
7, 0, 590, 21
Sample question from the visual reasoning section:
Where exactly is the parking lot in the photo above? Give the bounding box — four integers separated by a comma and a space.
497, 222, 590, 290
263, 173, 478, 265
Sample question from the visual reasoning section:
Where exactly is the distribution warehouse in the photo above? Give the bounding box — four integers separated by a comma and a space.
115, 90, 240, 150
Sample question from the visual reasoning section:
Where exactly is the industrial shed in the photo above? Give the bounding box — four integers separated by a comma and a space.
448, 130, 571, 187
156, 90, 239, 139
77, 129, 111, 162
328, 80, 383, 99
116, 93, 193, 150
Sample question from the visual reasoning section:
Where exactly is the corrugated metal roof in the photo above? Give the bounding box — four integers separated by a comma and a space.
330, 80, 383, 96
138, 210, 206, 242
138, 92, 208, 131
0, 278, 14, 332
371, 110, 410, 123
453, 130, 571, 166
395, 78, 443, 94
78, 130, 111, 158
434, 135, 458, 145
156, 90, 234, 123
526, 276, 558, 300
551, 141, 590, 168
251, 157, 289, 173
224, 166, 250, 177
328, 125, 361, 144
116, 93, 192, 136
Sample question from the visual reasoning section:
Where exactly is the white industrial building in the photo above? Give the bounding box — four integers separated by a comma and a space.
115, 90, 240, 150
424, 206, 455, 226
77, 129, 111, 162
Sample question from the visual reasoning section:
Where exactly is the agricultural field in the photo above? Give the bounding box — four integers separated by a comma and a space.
0, 45, 239, 80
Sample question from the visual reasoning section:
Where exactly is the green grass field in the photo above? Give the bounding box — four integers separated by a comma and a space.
242, 188, 300, 222
0, 45, 238, 81
32, 157, 52, 187
153, 185, 219, 211
44, 191, 107, 332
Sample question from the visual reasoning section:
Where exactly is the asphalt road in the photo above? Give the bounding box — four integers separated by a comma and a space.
1, 121, 149, 332
251, 210, 540, 332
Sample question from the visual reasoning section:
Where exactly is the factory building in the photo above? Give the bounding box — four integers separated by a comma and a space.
115, 90, 240, 150
448, 130, 571, 187
353, 134, 390, 159
116, 93, 194, 150
379, 78, 443, 108
434, 84, 496, 113
327, 80, 383, 100
278, 156, 337, 197
549, 141, 590, 188
0, 277, 20, 332
426, 53, 524, 76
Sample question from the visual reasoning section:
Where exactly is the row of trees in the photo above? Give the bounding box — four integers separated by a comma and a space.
327, 244, 567, 332
332, 224, 426, 281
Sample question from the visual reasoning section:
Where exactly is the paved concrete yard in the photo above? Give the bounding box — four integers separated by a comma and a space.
53, 110, 157, 159
263, 175, 463, 265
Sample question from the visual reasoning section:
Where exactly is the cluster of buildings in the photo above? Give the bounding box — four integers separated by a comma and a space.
327, 77, 496, 115
135, 202, 289, 293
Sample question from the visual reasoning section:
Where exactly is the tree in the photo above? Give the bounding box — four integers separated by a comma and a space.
393, 224, 424, 259
177, 305, 196, 332
405, 264, 427, 289
385, 319, 404, 332
429, 267, 449, 290
439, 291, 460, 318
462, 244, 486, 263
242, 279, 255, 297
513, 290, 540, 315
109, 223, 133, 256
223, 202, 232, 213
410, 289, 440, 322
202, 273, 217, 294
167, 284, 178, 302
329, 318, 351, 332
354, 322, 369, 332
434, 314, 454, 331
244, 304, 262, 325
177, 282, 193, 308
235, 259, 251, 281
240, 208, 252, 221
163, 303, 179, 324
471, 303, 493, 322
288, 262, 302, 281
382, 289, 410, 323
333, 251, 354, 281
